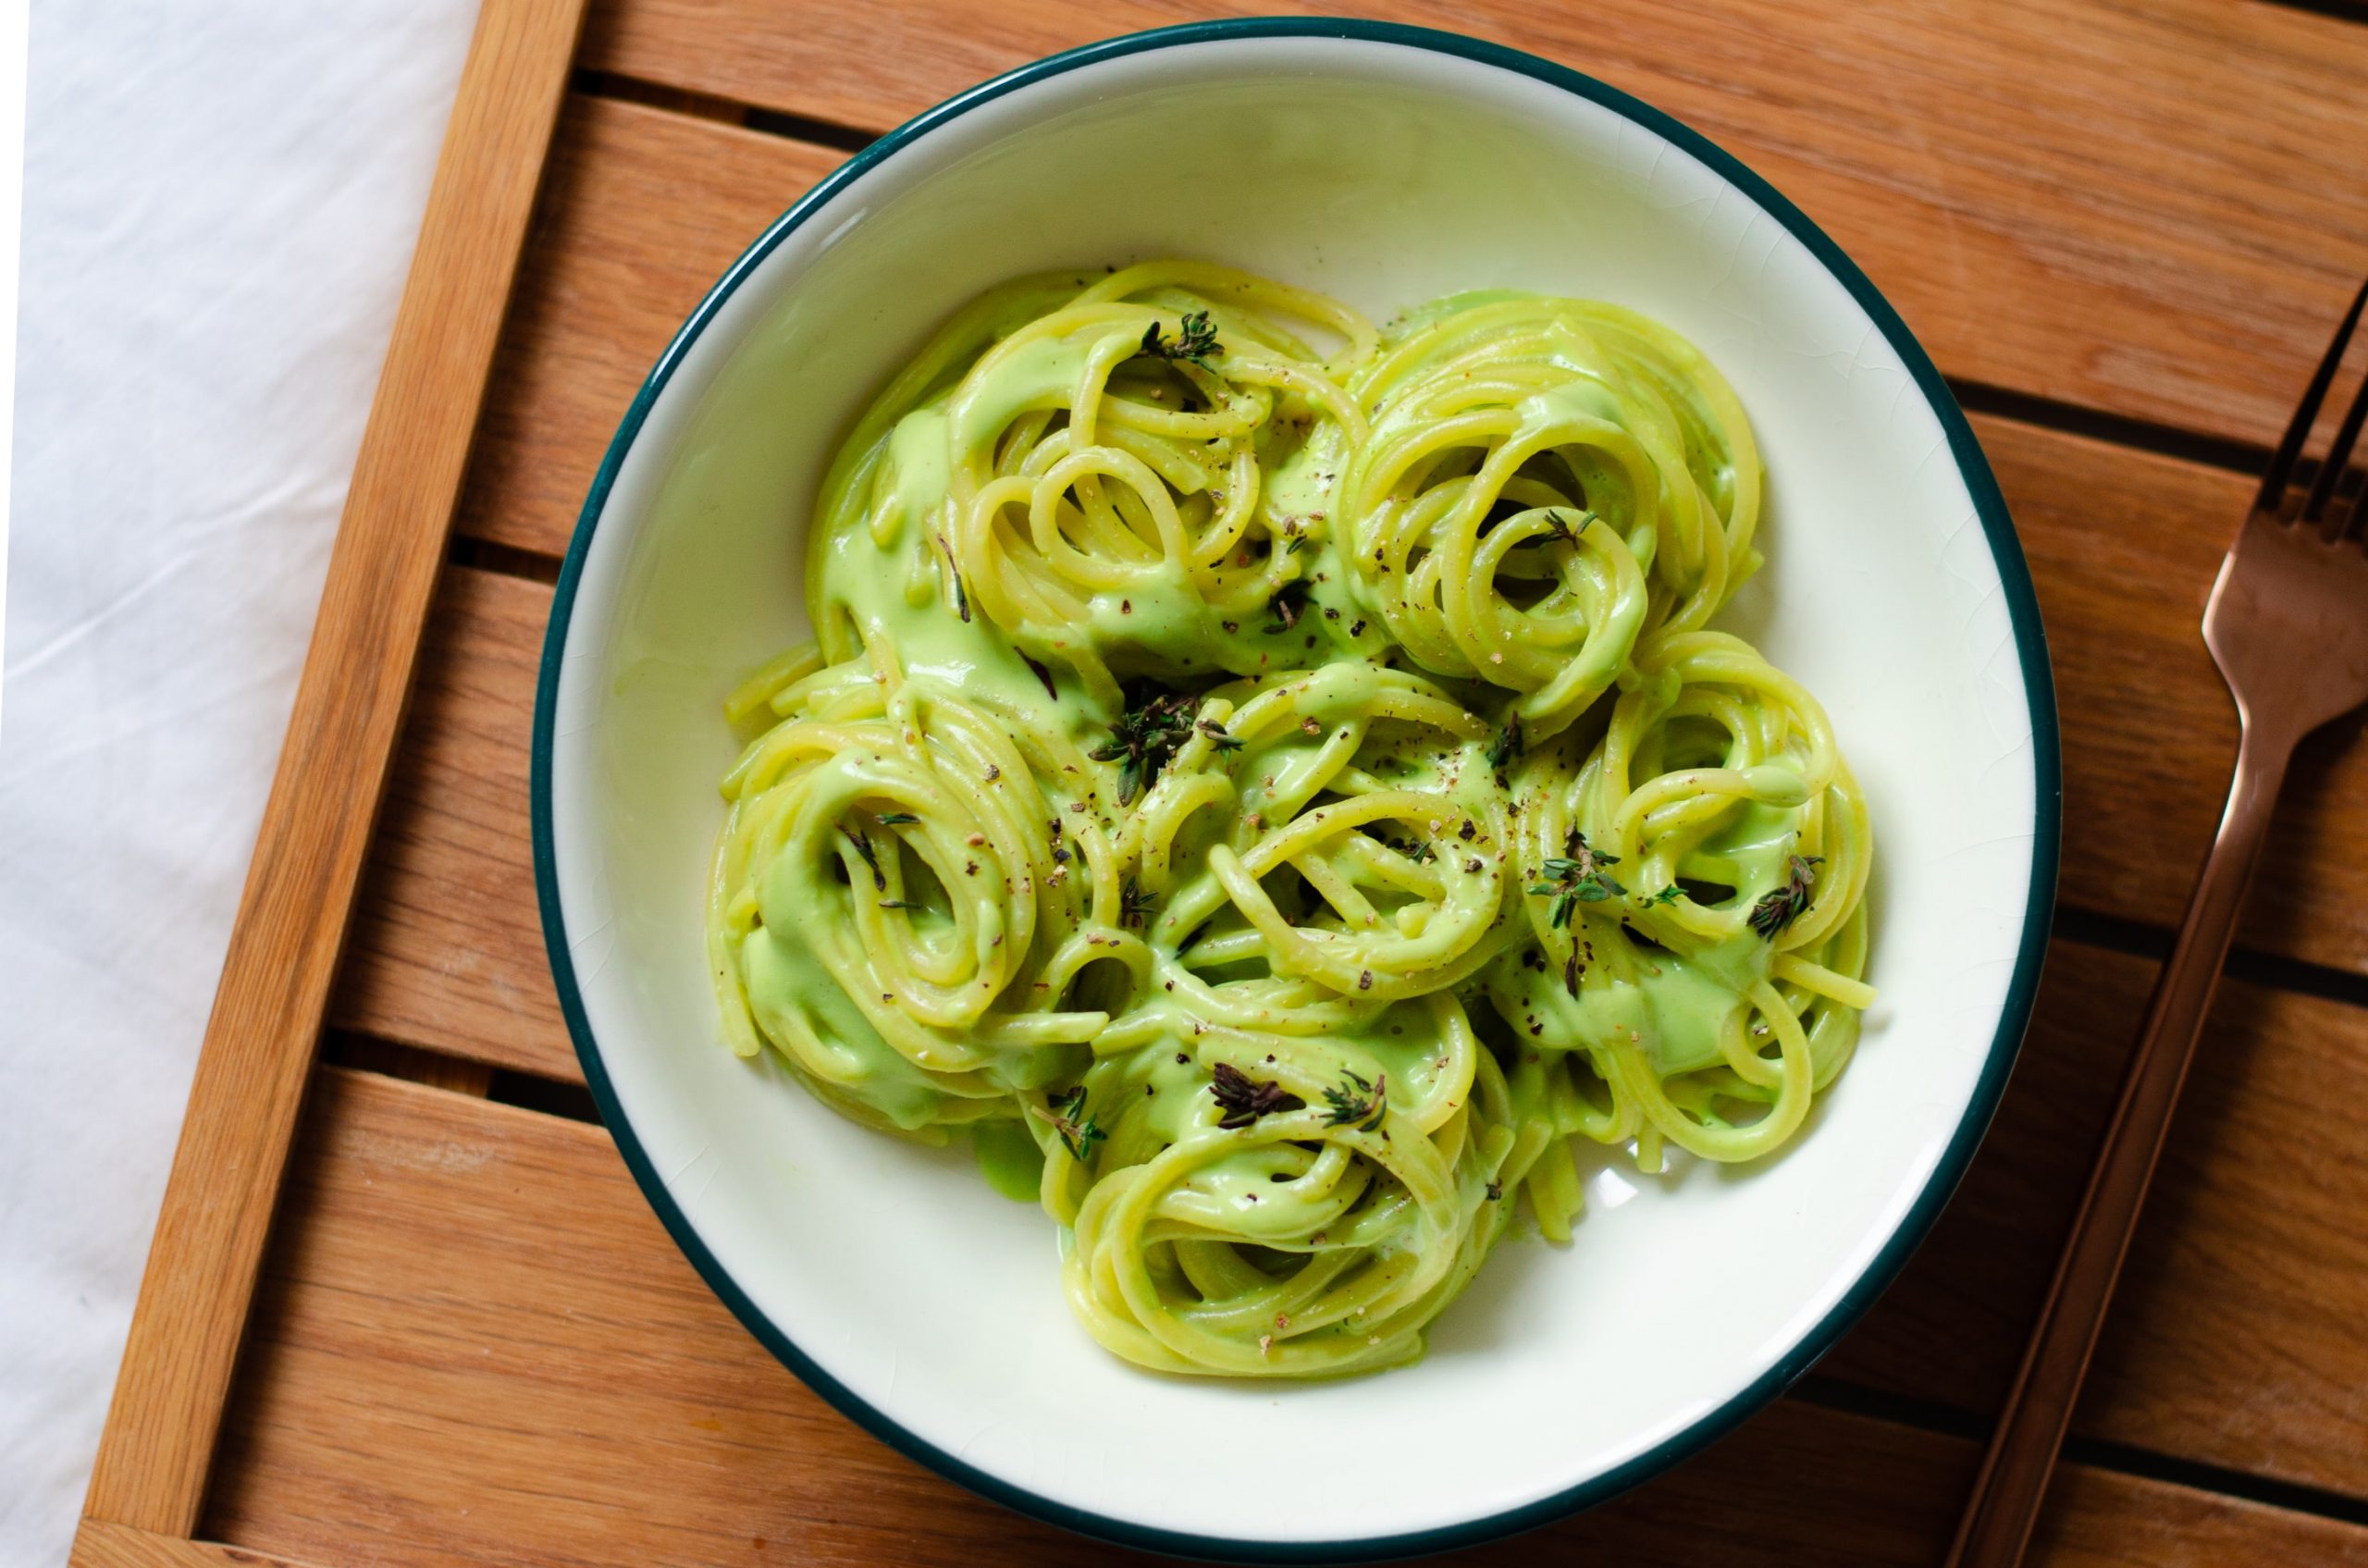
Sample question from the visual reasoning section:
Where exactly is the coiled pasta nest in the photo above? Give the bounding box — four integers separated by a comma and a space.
710, 262, 1872, 1376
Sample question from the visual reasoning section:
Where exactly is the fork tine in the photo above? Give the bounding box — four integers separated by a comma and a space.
2258, 275, 2367, 517
2302, 351, 2368, 530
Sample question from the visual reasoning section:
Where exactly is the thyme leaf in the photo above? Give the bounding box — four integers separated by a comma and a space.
1119, 878, 1154, 929
840, 826, 885, 892
1263, 582, 1308, 635
1486, 714, 1524, 774
1196, 718, 1245, 751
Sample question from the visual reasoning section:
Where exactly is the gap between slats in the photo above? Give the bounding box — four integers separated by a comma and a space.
322, 1031, 600, 1122
2265, 0, 2368, 25
2054, 906, 2368, 1014
1793, 1380, 2368, 1534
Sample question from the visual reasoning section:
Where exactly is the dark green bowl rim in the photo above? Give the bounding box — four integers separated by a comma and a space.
530, 18, 2061, 1562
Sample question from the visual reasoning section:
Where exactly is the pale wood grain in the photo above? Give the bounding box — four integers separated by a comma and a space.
74, 1521, 330, 1568
1998, 429, 2368, 972
2032, 1472, 2368, 1568
202, 1068, 2368, 1568
76, 0, 589, 1536
458, 97, 843, 557
572, 0, 2368, 449
331, 569, 558, 1079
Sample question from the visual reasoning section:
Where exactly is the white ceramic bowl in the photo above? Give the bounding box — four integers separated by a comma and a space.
534, 20, 2057, 1560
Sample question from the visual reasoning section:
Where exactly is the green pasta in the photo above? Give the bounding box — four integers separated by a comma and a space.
707, 261, 1874, 1377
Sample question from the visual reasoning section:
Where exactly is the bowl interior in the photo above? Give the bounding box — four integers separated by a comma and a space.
542, 31, 2046, 1554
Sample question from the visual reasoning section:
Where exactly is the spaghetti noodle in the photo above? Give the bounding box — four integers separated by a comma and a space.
708, 263, 1873, 1377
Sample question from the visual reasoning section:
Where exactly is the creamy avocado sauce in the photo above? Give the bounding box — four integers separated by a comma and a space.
709, 267, 1872, 1377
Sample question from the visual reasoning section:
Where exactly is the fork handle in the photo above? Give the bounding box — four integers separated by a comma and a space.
1945, 718, 2295, 1568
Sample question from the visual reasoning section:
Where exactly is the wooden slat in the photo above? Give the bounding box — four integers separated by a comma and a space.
1827, 948, 2368, 1501
2082, 970, 2368, 1498
449, 96, 2368, 973
73, 1521, 330, 1568
2002, 429, 2368, 972
458, 97, 843, 556
202, 1068, 2368, 1568
1816, 949, 2140, 1414
332, 569, 559, 1079
571, 0, 2368, 449
78, 0, 588, 1537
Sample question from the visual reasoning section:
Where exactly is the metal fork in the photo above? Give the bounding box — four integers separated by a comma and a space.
1947, 278, 2368, 1568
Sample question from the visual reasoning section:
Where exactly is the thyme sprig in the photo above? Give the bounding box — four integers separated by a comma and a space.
1090, 687, 1198, 804
1210, 1062, 1305, 1130
1529, 832, 1626, 928
1747, 855, 1823, 939
1322, 1069, 1388, 1131
1139, 308, 1220, 370
934, 531, 970, 623
1032, 1086, 1105, 1163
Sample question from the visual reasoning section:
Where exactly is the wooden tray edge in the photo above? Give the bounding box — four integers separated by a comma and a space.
77, 0, 588, 1537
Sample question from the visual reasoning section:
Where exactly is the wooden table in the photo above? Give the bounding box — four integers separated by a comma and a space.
73, 2, 2368, 1564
